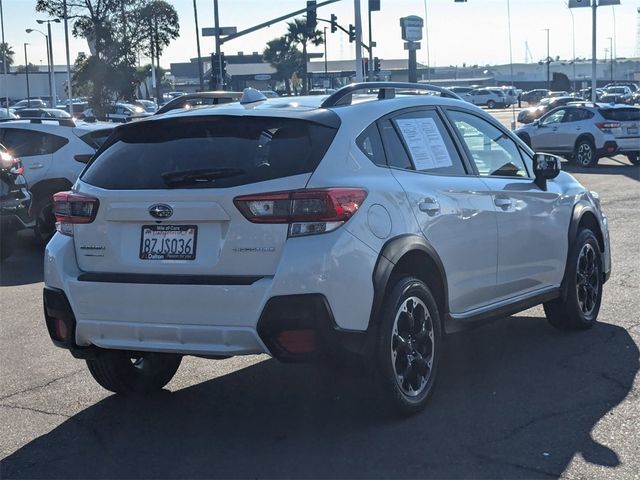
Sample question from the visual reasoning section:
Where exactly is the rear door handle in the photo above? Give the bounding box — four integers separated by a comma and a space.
29, 163, 45, 169
419, 198, 441, 215
494, 197, 512, 209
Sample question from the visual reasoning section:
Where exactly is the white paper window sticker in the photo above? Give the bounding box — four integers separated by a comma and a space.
395, 117, 453, 170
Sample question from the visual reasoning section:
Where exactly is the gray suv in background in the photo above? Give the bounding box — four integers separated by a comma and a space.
515, 103, 640, 167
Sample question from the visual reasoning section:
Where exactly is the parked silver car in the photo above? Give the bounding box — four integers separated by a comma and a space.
515, 103, 640, 167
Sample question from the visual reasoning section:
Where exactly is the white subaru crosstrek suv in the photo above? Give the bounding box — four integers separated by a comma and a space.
43, 84, 611, 414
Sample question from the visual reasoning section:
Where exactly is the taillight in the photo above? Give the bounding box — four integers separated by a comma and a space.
234, 188, 367, 237
52, 191, 99, 236
0, 151, 23, 174
596, 122, 622, 131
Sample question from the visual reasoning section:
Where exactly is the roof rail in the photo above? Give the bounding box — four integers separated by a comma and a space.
320, 82, 461, 108
0, 117, 76, 127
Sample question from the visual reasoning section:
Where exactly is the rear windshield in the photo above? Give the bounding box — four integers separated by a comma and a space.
599, 108, 640, 122
81, 116, 337, 189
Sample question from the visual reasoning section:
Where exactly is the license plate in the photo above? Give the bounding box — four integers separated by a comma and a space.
627, 127, 638, 135
140, 225, 197, 260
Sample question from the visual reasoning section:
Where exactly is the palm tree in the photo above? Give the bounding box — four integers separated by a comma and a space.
263, 36, 301, 96
285, 18, 323, 95
0, 42, 15, 69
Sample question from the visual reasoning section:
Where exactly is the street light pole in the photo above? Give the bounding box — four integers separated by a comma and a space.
63, 0, 72, 110
607, 36, 613, 83
0, 0, 9, 115
590, 1, 597, 102
567, 4, 576, 92
354, 0, 363, 82
38, 19, 60, 106
544, 28, 550, 91
26, 29, 52, 106
192, 0, 204, 91
23, 43, 30, 104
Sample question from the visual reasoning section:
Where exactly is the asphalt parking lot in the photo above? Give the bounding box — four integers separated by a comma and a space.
1, 109, 639, 479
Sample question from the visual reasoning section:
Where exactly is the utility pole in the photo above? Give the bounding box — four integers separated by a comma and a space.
367, 1, 374, 81
63, 0, 72, 111
591, 2, 597, 102
354, 0, 363, 82
25, 29, 52, 105
544, 28, 550, 90
607, 36, 613, 82
45, 22, 56, 105
23, 43, 30, 103
193, 0, 204, 91
323, 26, 328, 80
214, 0, 223, 89
0, 0, 8, 115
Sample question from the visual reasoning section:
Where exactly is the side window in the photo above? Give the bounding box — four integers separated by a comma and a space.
447, 110, 529, 178
356, 123, 386, 166
0, 129, 67, 156
379, 120, 412, 170
540, 109, 566, 126
392, 110, 466, 175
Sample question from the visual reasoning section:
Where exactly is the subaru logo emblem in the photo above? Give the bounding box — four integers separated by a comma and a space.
149, 204, 173, 219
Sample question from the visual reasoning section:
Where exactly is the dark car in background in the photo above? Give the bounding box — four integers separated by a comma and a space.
517, 96, 576, 124
0, 143, 32, 260
155, 91, 242, 115
521, 89, 551, 105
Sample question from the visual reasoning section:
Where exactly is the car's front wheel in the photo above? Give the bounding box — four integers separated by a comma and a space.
86, 350, 182, 394
574, 138, 598, 168
374, 276, 442, 415
544, 228, 603, 330
487, 100, 496, 109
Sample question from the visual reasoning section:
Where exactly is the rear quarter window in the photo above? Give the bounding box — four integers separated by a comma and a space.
0, 128, 68, 157
81, 116, 337, 190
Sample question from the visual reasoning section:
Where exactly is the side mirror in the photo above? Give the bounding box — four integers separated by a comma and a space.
533, 153, 561, 191
74, 154, 93, 164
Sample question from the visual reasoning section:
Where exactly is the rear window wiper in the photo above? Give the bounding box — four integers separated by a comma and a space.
161, 168, 245, 187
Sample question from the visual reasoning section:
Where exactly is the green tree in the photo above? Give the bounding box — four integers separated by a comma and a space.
285, 18, 323, 95
0, 42, 15, 68
263, 36, 302, 96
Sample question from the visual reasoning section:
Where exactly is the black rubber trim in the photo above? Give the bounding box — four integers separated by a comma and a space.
444, 289, 561, 333
370, 234, 450, 330
77, 273, 264, 286
597, 140, 619, 157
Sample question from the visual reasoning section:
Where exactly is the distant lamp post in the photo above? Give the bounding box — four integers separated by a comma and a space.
36, 18, 61, 106
23, 42, 30, 103
543, 28, 550, 90
606, 36, 613, 82
25, 28, 53, 105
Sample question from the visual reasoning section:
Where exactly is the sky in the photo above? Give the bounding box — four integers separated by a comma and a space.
1, 0, 638, 71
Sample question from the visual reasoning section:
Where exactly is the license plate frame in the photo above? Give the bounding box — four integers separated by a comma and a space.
627, 127, 638, 135
139, 225, 198, 260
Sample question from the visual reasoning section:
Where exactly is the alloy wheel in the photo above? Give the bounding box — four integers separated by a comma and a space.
577, 142, 593, 166
576, 243, 600, 316
391, 296, 434, 398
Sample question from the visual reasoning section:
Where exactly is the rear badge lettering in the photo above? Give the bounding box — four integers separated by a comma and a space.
232, 247, 276, 253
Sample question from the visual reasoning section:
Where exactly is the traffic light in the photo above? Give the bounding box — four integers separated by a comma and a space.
330, 14, 338, 33
210, 52, 228, 89
348, 24, 355, 43
373, 57, 381, 72
306, 1, 317, 32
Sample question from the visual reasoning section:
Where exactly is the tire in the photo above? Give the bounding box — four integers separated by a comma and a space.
33, 199, 56, 246
86, 350, 182, 394
574, 138, 598, 168
373, 276, 442, 415
0, 231, 17, 261
626, 153, 640, 165
544, 228, 603, 330
487, 100, 496, 109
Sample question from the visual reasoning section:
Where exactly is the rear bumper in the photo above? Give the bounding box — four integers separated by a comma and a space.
0, 188, 33, 232
43, 229, 377, 358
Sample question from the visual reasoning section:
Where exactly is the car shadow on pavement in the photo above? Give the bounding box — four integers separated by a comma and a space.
0, 232, 43, 287
2, 316, 638, 479
563, 158, 639, 181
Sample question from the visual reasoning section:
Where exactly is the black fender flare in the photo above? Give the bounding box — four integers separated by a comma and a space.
561, 200, 605, 298
30, 178, 73, 210
369, 234, 449, 331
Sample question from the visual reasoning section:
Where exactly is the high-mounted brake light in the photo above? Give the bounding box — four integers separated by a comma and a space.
595, 122, 622, 131
52, 191, 99, 236
234, 188, 367, 237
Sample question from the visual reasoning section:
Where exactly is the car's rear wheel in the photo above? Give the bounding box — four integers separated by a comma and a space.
374, 276, 442, 415
487, 100, 496, 109
574, 138, 598, 168
33, 200, 56, 245
86, 350, 182, 394
544, 228, 603, 330
626, 153, 640, 165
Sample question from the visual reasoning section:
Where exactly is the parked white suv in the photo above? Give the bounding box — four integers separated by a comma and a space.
43, 84, 611, 414
463, 88, 510, 108
0, 118, 113, 242
515, 103, 640, 167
